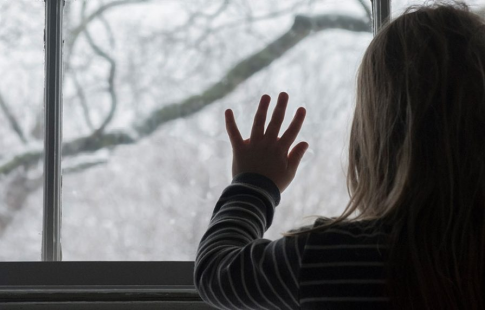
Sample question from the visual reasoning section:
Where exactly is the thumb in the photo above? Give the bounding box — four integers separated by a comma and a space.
288, 142, 309, 174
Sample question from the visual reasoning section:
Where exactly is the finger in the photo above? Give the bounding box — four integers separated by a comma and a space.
265, 92, 289, 140
250, 94, 271, 142
225, 109, 244, 149
279, 107, 306, 151
288, 141, 309, 175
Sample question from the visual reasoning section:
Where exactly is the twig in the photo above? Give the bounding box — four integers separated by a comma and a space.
71, 72, 94, 130
98, 13, 116, 48
0, 91, 27, 144
65, 0, 151, 73
81, 2, 118, 135
356, 0, 373, 22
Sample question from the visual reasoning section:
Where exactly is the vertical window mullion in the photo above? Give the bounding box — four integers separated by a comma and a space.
42, 0, 64, 262
371, 0, 391, 35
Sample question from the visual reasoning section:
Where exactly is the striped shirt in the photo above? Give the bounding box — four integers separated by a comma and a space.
194, 172, 392, 309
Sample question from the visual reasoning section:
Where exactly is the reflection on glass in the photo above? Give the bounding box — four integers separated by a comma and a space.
0, 0, 45, 261
62, 0, 375, 260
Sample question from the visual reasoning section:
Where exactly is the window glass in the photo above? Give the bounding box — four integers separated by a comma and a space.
61, 0, 372, 261
0, 0, 45, 261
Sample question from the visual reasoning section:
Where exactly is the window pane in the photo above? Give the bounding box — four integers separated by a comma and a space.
62, 0, 372, 260
0, 0, 45, 261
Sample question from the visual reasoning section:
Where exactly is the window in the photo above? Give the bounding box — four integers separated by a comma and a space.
60, 0, 374, 261
0, 0, 376, 261
8, 0, 469, 307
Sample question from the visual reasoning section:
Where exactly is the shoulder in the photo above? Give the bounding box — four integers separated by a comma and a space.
284, 217, 392, 248
309, 217, 392, 246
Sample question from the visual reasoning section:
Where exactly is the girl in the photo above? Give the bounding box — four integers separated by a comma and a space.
194, 2, 485, 309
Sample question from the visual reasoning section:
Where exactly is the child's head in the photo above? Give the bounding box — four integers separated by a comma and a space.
347, 5, 485, 307
349, 1, 485, 216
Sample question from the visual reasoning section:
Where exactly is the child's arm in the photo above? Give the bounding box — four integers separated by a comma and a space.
194, 92, 309, 309
194, 172, 310, 309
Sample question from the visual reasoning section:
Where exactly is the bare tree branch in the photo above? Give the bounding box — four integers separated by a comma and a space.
192, 0, 230, 47
135, 14, 370, 136
62, 158, 108, 174
0, 13, 370, 176
65, 0, 151, 73
238, 1, 313, 27
0, 150, 43, 175
63, 131, 135, 157
98, 13, 116, 48
163, 0, 314, 48
0, 91, 27, 144
68, 0, 150, 47
356, 0, 372, 22
0, 171, 43, 235
81, 3, 118, 135
72, 72, 94, 130
0, 154, 107, 235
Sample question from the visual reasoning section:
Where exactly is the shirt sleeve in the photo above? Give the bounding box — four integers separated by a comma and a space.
194, 172, 310, 310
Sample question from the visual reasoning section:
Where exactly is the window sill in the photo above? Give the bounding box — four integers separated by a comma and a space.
0, 287, 213, 310
0, 261, 214, 309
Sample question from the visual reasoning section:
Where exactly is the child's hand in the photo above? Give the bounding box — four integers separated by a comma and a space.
225, 92, 309, 193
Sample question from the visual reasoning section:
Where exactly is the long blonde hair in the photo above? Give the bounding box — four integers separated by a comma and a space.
283, 2, 485, 309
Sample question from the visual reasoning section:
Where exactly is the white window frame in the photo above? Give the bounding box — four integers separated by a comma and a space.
0, 0, 389, 307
